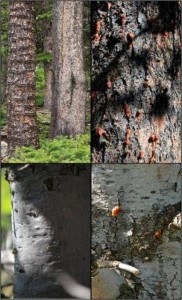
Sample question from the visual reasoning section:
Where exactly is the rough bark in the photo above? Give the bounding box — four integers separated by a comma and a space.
7, 164, 90, 298
92, 164, 181, 299
50, 1, 86, 138
43, 1, 53, 111
6, 1, 39, 157
91, 1, 181, 163
0, 0, 8, 103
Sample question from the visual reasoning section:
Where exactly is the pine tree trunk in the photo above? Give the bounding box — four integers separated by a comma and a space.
6, 1, 39, 157
43, 2, 53, 111
91, 1, 181, 163
50, 1, 86, 137
92, 164, 181, 299
7, 164, 90, 298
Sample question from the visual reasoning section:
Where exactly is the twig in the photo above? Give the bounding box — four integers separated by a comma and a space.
97, 260, 140, 275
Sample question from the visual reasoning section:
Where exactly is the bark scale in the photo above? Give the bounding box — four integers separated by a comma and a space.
6, 1, 39, 157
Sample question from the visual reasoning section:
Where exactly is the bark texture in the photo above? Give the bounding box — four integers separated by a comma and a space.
7, 164, 90, 298
43, 1, 53, 111
6, 1, 39, 157
50, 1, 86, 137
91, 1, 181, 163
92, 164, 181, 299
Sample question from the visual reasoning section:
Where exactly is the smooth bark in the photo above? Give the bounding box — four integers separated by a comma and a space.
7, 164, 90, 298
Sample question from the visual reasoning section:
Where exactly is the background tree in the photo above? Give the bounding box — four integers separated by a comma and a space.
35, 0, 53, 111
6, 0, 39, 157
50, 0, 87, 137
6, 164, 90, 298
92, 164, 181, 299
91, 1, 181, 163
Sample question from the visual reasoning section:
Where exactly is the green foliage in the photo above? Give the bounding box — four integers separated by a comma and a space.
0, 0, 8, 58
1, 103, 7, 127
1, 169, 11, 230
36, 10, 53, 21
36, 53, 52, 63
37, 111, 51, 139
6, 109, 90, 163
35, 65, 45, 107
9, 130, 90, 163
35, 0, 53, 54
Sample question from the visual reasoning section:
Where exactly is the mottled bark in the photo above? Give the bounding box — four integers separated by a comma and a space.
6, 1, 39, 157
7, 164, 90, 298
50, 1, 86, 137
92, 165, 181, 299
91, 1, 181, 163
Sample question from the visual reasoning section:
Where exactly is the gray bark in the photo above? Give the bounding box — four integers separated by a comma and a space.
92, 164, 181, 299
7, 164, 90, 298
91, 1, 181, 163
50, 1, 86, 137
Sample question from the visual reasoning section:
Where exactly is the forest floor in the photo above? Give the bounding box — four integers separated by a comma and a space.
1, 104, 90, 163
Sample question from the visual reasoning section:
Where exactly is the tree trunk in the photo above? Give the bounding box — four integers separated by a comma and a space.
7, 164, 90, 298
6, 1, 39, 157
0, 0, 8, 103
43, 1, 53, 111
92, 164, 181, 299
50, 1, 86, 138
91, 1, 181, 163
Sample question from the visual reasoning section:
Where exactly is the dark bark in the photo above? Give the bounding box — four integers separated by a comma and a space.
91, 1, 181, 163
6, 1, 39, 157
50, 1, 86, 138
7, 164, 90, 298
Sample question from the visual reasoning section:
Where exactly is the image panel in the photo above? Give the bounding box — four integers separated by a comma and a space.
92, 164, 181, 299
1, 1, 91, 163
91, 1, 181, 163
1, 164, 91, 299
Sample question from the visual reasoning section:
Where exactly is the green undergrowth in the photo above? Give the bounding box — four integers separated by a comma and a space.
35, 64, 45, 107
9, 111, 90, 163
9, 130, 90, 163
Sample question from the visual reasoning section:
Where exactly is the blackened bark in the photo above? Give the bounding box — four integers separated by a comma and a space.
6, 1, 39, 157
91, 1, 181, 163
50, 1, 86, 138
7, 164, 90, 298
